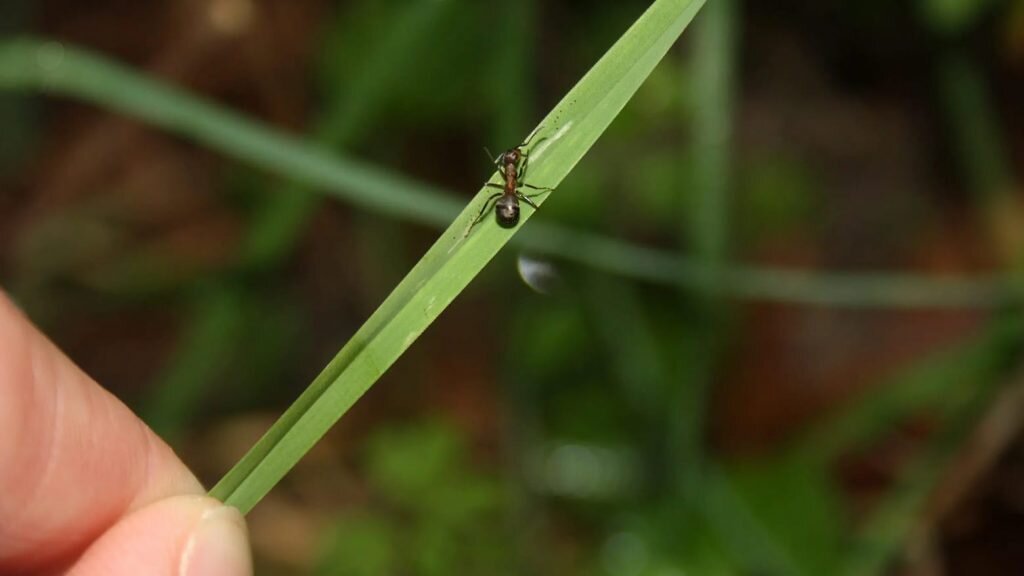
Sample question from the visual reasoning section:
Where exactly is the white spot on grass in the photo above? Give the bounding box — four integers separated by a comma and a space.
532, 120, 573, 160
403, 331, 418, 349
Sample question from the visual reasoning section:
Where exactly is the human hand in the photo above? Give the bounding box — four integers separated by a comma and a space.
0, 291, 252, 576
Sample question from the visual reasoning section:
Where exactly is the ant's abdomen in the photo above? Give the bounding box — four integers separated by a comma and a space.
496, 196, 520, 228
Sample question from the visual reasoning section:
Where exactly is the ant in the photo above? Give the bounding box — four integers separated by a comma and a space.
468, 133, 554, 232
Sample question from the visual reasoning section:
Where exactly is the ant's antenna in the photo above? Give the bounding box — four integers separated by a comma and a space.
522, 126, 541, 148
483, 147, 497, 164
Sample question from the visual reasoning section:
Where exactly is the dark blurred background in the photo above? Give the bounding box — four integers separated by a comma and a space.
2, 0, 1024, 574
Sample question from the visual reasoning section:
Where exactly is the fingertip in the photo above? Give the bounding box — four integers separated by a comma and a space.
68, 495, 252, 576
180, 504, 252, 576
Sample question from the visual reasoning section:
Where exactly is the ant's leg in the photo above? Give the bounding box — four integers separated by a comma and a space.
516, 191, 541, 211
520, 129, 539, 148
472, 192, 503, 226
521, 131, 547, 149
518, 136, 548, 180
522, 183, 554, 198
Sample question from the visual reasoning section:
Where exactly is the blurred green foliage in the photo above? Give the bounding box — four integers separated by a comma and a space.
725, 455, 844, 574
920, 0, 1002, 34
314, 421, 511, 576
1, 0, 1023, 574
739, 153, 819, 243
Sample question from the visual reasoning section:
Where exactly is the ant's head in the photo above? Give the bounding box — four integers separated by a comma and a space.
500, 148, 522, 166
495, 195, 520, 228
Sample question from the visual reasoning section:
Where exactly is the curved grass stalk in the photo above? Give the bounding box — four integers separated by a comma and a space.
0, 37, 1011, 310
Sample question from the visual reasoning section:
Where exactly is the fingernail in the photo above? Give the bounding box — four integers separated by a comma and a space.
181, 505, 253, 576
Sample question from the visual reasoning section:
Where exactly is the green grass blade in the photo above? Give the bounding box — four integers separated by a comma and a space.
0, 36, 1011, 309
0, 37, 461, 226
143, 287, 247, 440
671, 0, 738, 494
840, 373, 1008, 576
689, 0, 735, 269
206, 0, 708, 512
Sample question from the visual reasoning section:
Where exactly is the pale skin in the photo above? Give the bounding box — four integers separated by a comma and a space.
0, 290, 252, 576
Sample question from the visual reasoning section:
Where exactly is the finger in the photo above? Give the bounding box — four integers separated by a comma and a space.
68, 495, 251, 576
0, 291, 204, 572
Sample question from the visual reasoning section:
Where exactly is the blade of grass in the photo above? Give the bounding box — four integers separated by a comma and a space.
840, 364, 1017, 576
0, 38, 1011, 309
689, 0, 735, 270
937, 52, 1013, 202
143, 286, 246, 439
0, 38, 460, 224
205, 0, 709, 512
671, 0, 737, 495
796, 318, 1017, 463
518, 225, 1009, 308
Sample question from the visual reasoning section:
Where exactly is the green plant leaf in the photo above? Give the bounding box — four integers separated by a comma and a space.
205, 0, 708, 512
